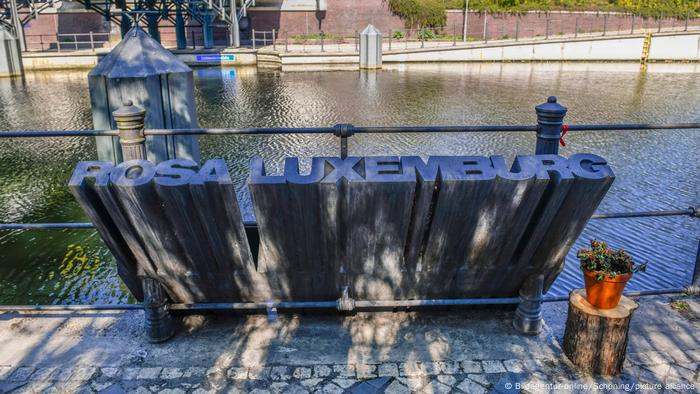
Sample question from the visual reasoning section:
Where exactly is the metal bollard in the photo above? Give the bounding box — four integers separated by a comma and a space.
535, 96, 567, 155
114, 102, 175, 343
114, 101, 147, 161
513, 275, 544, 335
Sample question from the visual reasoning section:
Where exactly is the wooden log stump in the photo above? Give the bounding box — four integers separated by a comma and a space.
563, 288, 639, 376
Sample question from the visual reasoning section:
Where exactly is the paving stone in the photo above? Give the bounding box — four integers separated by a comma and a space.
136, 367, 162, 380
182, 367, 207, 378
466, 373, 490, 387
503, 359, 526, 373
378, 363, 399, 377
482, 360, 506, 373
437, 361, 460, 374
91, 382, 114, 392
461, 360, 483, 374
456, 378, 487, 394
248, 389, 270, 394
54, 368, 75, 382
101, 367, 122, 379
332, 364, 355, 378
8, 366, 34, 381
397, 376, 427, 391
332, 378, 358, 389
71, 367, 97, 381
0, 366, 13, 380
399, 361, 426, 377
158, 389, 186, 394
127, 387, 151, 394
493, 372, 528, 394
383, 380, 409, 394
281, 383, 310, 394
314, 365, 332, 378
160, 367, 184, 379
293, 367, 312, 379
321, 382, 344, 394
421, 379, 451, 394
227, 367, 248, 380
122, 368, 140, 380
355, 364, 377, 379
436, 374, 457, 386
31, 367, 58, 381
97, 383, 127, 394
423, 362, 441, 375
248, 367, 271, 380
269, 382, 289, 393
300, 378, 323, 388
269, 366, 291, 381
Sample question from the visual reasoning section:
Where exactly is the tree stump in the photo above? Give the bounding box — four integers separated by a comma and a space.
563, 288, 639, 376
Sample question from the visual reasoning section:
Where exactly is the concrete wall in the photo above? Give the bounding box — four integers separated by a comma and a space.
383, 32, 700, 63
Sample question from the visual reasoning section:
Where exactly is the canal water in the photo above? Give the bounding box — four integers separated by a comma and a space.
0, 63, 698, 304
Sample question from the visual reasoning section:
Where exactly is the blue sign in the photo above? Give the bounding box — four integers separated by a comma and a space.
195, 54, 236, 62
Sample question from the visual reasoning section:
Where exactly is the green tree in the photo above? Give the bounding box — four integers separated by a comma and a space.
388, 0, 447, 29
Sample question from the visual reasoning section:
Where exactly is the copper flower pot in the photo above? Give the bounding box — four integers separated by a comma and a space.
583, 270, 632, 309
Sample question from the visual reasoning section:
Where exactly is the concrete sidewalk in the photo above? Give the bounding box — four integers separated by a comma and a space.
0, 294, 698, 393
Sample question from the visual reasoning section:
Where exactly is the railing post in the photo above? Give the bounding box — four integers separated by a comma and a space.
388, 29, 392, 50
483, 17, 488, 42
74, 33, 78, 50
685, 12, 689, 32
631, 14, 635, 34
114, 101, 147, 161
355, 30, 358, 52
285, 31, 289, 52
252, 28, 256, 49
515, 20, 519, 41
272, 29, 276, 51
320, 30, 324, 52
90, 31, 94, 51
545, 15, 550, 39
535, 96, 567, 155
453, 24, 456, 46
657, 15, 662, 33
113, 102, 174, 343
513, 274, 544, 335
141, 276, 175, 343
603, 14, 608, 36
57, 34, 61, 52
191, 30, 195, 49
334, 124, 353, 159
574, 17, 579, 38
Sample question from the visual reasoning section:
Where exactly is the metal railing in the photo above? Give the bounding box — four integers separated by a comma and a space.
0, 105, 699, 318
267, 13, 700, 53
24, 32, 111, 52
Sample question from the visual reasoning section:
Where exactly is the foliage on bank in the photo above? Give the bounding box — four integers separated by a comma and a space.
443, 1, 700, 17
387, 0, 448, 28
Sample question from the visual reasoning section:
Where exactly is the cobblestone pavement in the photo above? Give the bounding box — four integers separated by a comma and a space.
0, 294, 698, 393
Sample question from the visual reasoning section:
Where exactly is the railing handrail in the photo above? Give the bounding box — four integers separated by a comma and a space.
0, 122, 699, 138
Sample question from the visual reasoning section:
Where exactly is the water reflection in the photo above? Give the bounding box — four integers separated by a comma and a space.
0, 63, 698, 304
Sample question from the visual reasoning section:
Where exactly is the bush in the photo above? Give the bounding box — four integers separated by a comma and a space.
577, 240, 647, 280
392, 30, 406, 40
417, 28, 437, 40
388, 0, 447, 29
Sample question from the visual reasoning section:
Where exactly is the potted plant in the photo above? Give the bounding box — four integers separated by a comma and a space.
577, 240, 647, 309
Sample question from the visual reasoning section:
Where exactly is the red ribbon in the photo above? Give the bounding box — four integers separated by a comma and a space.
560, 124, 569, 147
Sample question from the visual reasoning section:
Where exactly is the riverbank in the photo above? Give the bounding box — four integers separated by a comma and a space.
18, 30, 700, 72
0, 293, 698, 392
